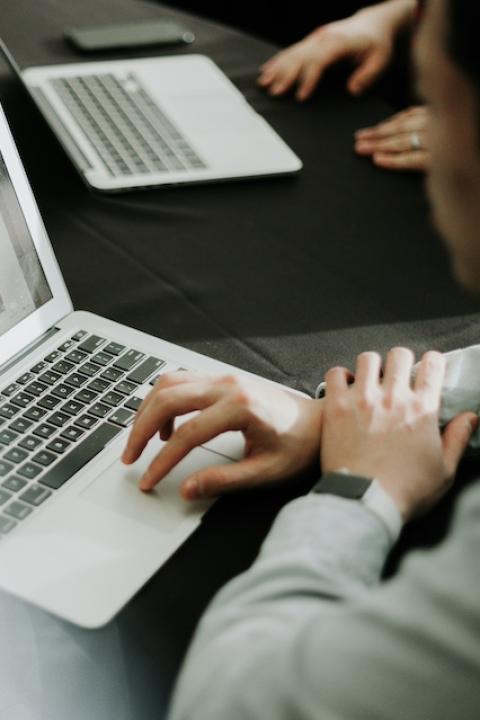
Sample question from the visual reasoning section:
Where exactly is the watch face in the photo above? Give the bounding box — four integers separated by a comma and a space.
313, 472, 372, 499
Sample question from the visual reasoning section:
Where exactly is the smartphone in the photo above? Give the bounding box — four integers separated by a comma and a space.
65, 19, 195, 52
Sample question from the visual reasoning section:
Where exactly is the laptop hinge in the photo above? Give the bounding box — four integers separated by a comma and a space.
0, 326, 61, 378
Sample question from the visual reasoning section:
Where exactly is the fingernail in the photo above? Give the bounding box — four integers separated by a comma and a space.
470, 416, 479, 431
139, 470, 152, 492
183, 478, 199, 499
121, 449, 130, 464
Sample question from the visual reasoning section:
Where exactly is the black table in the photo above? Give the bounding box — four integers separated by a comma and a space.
1, 1, 479, 717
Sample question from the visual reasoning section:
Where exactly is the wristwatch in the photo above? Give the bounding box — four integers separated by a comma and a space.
312, 470, 403, 542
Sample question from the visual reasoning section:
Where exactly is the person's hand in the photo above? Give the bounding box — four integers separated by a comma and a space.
257, 2, 413, 101
321, 348, 478, 520
355, 106, 430, 171
122, 371, 323, 500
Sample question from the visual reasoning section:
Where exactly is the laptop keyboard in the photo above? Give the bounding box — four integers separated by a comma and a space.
0, 331, 167, 537
49, 73, 206, 177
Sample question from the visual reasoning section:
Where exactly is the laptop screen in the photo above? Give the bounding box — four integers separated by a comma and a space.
0, 151, 52, 337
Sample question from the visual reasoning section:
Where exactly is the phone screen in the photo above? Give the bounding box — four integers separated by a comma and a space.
65, 20, 195, 52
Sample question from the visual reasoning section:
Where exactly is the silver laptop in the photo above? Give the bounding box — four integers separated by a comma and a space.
10, 51, 302, 192
0, 101, 291, 627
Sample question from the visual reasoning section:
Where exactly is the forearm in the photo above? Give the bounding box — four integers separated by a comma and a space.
356, 0, 417, 33
168, 495, 392, 720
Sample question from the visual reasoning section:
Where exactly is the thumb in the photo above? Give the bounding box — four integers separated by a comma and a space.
442, 412, 479, 476
347, 47, 390, 96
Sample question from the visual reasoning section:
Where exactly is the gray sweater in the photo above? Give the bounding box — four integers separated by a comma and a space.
168, 486, 480, 719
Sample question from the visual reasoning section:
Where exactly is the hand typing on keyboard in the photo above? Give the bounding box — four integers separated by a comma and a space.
122, 372, 323, 500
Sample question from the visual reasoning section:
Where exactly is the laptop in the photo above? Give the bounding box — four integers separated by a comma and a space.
0, 101, 290, 627
2, 41, 302, 192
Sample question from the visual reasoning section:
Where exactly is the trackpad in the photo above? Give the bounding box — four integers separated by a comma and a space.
81, 439, 231, 534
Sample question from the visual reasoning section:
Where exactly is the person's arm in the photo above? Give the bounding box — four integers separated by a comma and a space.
258, 0, 417, 100
168, 487, 480, 720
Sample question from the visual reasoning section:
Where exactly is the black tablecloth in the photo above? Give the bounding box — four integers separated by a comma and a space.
1, 1, 480, 716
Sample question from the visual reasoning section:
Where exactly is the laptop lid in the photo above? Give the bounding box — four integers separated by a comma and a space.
0, 103, 72, 368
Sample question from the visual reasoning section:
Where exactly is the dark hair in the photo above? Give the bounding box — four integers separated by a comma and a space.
447, 1, 480, 89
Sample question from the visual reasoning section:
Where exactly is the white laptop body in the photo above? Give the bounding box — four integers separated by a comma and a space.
0, 101, 293, 628
18, 54, 302, 192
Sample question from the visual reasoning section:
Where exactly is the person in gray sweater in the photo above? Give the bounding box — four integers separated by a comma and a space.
122, 1, 480, 718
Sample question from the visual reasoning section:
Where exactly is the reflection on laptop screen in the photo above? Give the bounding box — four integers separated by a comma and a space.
0, 152, 52, 336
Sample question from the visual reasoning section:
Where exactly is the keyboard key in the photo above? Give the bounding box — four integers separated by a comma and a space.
74, 389, 98, 404
65, 349, 88, 364
10, 417, 33, 434
29, 362, 47, 374
16, 372, 34, 384
74, 415, 99, 430
109, 408, 135, 427
18, 463, 42, 480
71, 330, 88, 342
0, 460, 13, 477
32, 450, 57, 467
78, 335, 106, 353
78, 362, 100, 377
101, 368, 123, 383
24, 406, 47, 422
5, 501, 32, 520
20, 484, 51, 506
102, 391, 123, 407
0, 429, 18, 446
103, 342, 125, 356
87, 378, 110, 394
0, 405, 19, 420
52, 360, 74, 375
10, 392, 35, 409
89, 403, 111, 419
45, 350, 61, 363
4, 448, 28, 464
49, 412, 71, 428
2, 383, 18, 397
38, 395, 61, 411
115, 380, 137, 396
18, 435, 43, 452
47, 438, 71, 454
65, 373, 88, 389
51, 384, 75, 400
91, 351, 112, 367
0, 515, 16, 533
0, 488, 11, 505
125, 396, 142, 411
39, 423, 121, 490
32, 424, 57, 440
61, 426, 85, 442
25, 381, 48, 397
61, 400, 84, 416
127, 357, 165, 384
38, 370, 61, 386
113, 350, 145, 372
2, 476, 28, 493
58, 340, 75, 352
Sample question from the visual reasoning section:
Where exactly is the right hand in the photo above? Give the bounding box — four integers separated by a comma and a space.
122, 371, 323, 500
320, 348, 478, 520
257, 4, 403, 101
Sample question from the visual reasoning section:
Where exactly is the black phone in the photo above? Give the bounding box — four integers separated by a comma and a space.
65, 19, 195, 52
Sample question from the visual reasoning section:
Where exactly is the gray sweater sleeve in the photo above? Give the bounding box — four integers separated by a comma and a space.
168, 487, 480, 720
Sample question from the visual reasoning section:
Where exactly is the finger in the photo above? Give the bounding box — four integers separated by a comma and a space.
442, 412, 478, 478
269, 59, 304, 96
180, 454, 279, 500
354, 351, 382, 393
123, 382, 218, 464
324, 366, 351, 398
139, 400, 245, 491
414, 351, 446, 399
136, 370, 209, 420
296, 64, 323, 101
348, 48, 390, 96
356, 132, 428, 156
383, 347, 415, 394
372, 150, 430, 172
355, 109, 427, 139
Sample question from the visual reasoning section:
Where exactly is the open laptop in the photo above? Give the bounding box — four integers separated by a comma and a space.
0, 101, 292, 627
2, 40, 302, 192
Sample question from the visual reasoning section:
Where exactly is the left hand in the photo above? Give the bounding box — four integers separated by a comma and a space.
122, 371, 323, 500
354, 106, 430, 172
